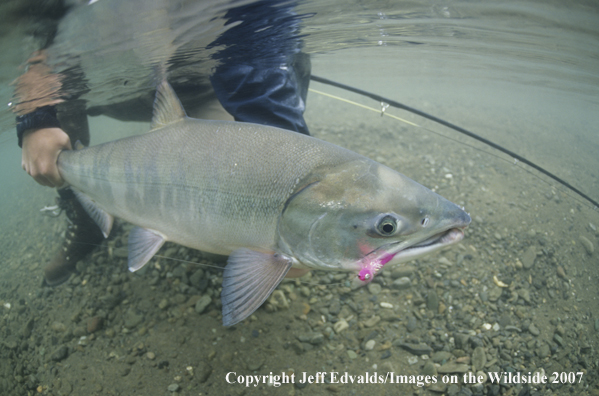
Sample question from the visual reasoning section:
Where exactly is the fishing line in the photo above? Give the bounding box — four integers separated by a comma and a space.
308, 87, 581, 207
310, 74, 599, 211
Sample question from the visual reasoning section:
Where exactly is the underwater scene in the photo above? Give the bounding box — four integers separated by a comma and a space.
0, 0, 598, 395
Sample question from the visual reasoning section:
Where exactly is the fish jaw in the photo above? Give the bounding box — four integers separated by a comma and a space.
353, 225, 468, 287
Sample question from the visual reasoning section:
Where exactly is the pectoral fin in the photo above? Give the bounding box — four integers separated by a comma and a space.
221, 249, 293, 327
71, 189, 113, 238
127, 227, 166, 272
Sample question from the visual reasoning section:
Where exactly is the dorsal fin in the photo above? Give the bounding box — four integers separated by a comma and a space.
150, 80, 187, 130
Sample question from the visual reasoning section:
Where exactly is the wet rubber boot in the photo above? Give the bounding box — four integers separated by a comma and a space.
43, 189, 104, 286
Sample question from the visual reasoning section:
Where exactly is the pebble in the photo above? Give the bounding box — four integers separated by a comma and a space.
471, 347, 486, 371
167, 383, 180, 392
51, 322, 66, 332
429, 383, 448, 393
487, 287, 503, 302
333, 319, 349, 333
528, 229, 536, 237
50, 345, 68, 362
73, 326, 87, 337
537, 343, 550, 358
556, 266, 567, 279
447, 384, 460, 395
247, 357, 264, 371
347, 350, 357, 359
297, 332, 324, 345
528, 323, 540, 336
367, 283, 382, 295
454, 333, 470, 349
392, 277, 412, 289
427, 290, 439, 312
113, 247, 128, 258
406, 316, 417, 332
399, 343, 432, 356
196, 362, 213, 383
123, 310, 143, 329
579, 236, 594, 254
158, 299, 169, 310
432, 351, 453, 363
364, 340, 375, 351
518, 288, 531, 304
421, 361, 437, 376
391, 266, 415, 279
194, 295, 211, 314
329, 300, 341, 315
437, 362, 469, 374
521, 246, 536, 269
438, 257, 452, 266
379, 302, 393, 309
363, 315, 380, 328
87, 316, 103, 333
438, 302, 446, 314
269, 290, 288, 309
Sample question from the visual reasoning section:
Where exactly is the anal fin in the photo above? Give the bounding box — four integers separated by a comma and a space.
221, 249, 293, 327
71, 189, 113, 238
127, 227, 166, 272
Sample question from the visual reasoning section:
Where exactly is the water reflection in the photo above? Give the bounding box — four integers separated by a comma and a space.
12, 0, 313, 132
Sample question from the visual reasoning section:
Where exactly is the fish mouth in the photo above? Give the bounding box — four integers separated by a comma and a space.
407, 227, 465, 250
385, 226, 466, 264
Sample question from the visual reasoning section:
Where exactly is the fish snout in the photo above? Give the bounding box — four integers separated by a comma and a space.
444, 202, 471, 230
457, 207, 471, 228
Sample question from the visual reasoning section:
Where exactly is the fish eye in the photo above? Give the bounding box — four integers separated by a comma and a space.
376, 215, 398, 236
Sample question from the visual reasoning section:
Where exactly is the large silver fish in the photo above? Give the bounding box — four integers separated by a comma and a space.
57, 82, 471, 326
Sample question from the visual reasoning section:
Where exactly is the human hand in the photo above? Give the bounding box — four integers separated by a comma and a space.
22, 127, 72, 187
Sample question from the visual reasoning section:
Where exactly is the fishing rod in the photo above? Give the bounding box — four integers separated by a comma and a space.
310, 74, 599, 210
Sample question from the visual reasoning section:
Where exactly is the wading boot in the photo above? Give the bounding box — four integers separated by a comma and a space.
43, 189, 104, 286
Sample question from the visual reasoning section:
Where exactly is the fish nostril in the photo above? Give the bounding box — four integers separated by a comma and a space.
421, 217, 430, 227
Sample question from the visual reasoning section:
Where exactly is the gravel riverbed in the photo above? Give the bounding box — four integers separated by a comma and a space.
0, 94, 597, 396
